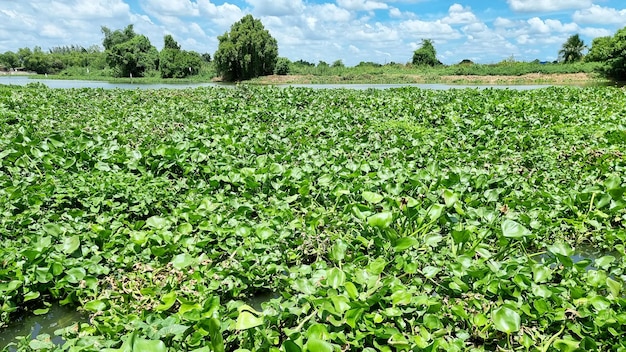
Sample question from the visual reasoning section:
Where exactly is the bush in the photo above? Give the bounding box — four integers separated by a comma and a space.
274, 57, 290, 75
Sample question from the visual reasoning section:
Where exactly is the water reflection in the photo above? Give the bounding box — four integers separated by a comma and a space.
0, 304, 87, 351
0, 75, 219, 90
0, 75, 606, 91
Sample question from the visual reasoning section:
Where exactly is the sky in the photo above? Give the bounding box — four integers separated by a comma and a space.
0, 0, 625, 66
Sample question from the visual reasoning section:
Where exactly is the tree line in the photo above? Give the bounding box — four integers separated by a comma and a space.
1, 15, 625, 81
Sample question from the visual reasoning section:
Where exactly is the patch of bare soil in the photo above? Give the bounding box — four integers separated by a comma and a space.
436, 73, 594, 84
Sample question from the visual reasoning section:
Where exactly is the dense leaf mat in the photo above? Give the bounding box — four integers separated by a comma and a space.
1, 85, 625, 351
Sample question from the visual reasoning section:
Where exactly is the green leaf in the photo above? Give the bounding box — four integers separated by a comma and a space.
155, 292, 177, 312
327, 268, 346, 289
157, 324, 189, 337
492, 306, 521, 333
207, 317, 225, 352
501, 220, 531, 239
43, 223, 63, 236
547, 242, 574, 257
589, 296, 611, 311
235, 305, 263, 330
345, 308, 364, 328
133, 338, 167, 352
33, 308, 50, 315
427, 203, 445, 220
393, 237, 418, 251
362, 191, 384, 204
172, 253, 196, 270
367, 211, 393, 229
553, 338, 580, 352
84, 299, 108, 312
607, 277, 621, 298
24, 291, 41, 302
177, 223, 193, 234
61, 235, 81, 254
282, 341, 302, 352
146, 216, 169, 230
305, 338, 333, 352
443, 189, 459, 207
594, 255, 615, 269
65, 267, 86, 283
329, 239, 348, 263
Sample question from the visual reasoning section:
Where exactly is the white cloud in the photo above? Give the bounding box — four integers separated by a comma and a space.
337, 0, 388, 11
442, 4, 478, 24
573, 5, 626, 25
400, 19, 461, 40
579, 27, 614, 38
507, 0, 592, 12
139, 0, 200, 17
389, 8, 402, 18
197, 1, 244, 27
246, 0, 304, 16
493, 17, 516, 28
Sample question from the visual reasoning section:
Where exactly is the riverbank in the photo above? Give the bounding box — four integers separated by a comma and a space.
250, 72, 606, 85
9, 71, 610, 86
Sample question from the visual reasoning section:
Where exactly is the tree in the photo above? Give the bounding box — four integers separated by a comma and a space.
102, 25, 159, 77
412, 39, 439, 66
586, 36, 612, 63
0, 51, 19, 69
163, 34, 181, 50
558, 34, 585, 63
214, 15, 278, 81
23, 47, 58, 74
274, 57, 290, 75
159, 35, 202, 78
332, 59, 345, 68
603, 27, 626, 80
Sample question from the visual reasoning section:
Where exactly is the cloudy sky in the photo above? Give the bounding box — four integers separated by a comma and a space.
1, 0, 624, 65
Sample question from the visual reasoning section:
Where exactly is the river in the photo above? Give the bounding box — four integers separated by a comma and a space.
0, 75, 569, 90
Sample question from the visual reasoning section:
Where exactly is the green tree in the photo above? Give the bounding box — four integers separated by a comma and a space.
558, 34, 586, 63
23, 47, 58, 74
0, 51, 19, 69
102, 25, 159, 77
603, 27, 626, 80
214, 15, 278, 81
159, 35, 202, 78
16, 48, 32, 67
585, 36, 612, 63
412, 39, 439, 66
332, 59, 345, 68
163, 34, 181, 50
274, 57, 290, 75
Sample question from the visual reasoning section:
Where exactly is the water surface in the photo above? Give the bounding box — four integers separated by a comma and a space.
0, 75, 587, 90
0, 304, 87, 351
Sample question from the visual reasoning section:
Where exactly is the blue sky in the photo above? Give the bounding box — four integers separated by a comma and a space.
1, 0, 625, 65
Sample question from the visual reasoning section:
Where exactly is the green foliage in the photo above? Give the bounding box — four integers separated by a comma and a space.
0, 51, 19, 69
412, 39, 440, 66
214, 15, 278, 81
603, 26, 626, 81
559, 34, 586, 63
1, 85, 626, 351
331, 59, 345, 68
586, 36, 612, 63
163, 34, 180, 51
102, 25, 159, 77
159, 35, 203, 79
274, 57, 290, 75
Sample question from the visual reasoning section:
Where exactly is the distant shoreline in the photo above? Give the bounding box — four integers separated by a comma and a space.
4, 71, 610, 86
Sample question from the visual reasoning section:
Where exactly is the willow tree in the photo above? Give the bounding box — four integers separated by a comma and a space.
214, 15, 278, 81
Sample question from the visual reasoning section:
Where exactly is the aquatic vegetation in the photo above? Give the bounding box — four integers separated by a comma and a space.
0, 85, 625, 351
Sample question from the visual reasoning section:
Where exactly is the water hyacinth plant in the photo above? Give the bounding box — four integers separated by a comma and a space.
0, 84, 625, 351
